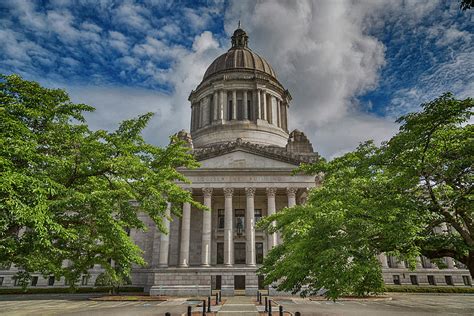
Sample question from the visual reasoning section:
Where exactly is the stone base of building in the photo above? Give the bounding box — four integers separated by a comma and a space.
139, 266, 260, 297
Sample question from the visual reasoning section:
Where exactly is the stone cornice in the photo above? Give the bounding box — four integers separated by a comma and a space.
192, 138, 319, 166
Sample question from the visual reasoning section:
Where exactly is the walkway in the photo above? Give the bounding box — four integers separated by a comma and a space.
217, 296, 259, 316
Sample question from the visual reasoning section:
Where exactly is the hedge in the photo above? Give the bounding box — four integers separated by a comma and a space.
385, 285, 474, 293
0, 286, 144, 295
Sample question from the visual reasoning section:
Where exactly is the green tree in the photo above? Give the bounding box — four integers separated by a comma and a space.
0, 74, 201, 289
258, 93, 473, 300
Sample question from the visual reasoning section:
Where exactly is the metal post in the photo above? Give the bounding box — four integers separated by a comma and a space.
215, 292, 219, 305
265, 297, 268, 312
208, 296, 211, 312
259, 292, 262, 305
295, 312, 301, 316
219, 291, 222, 303
279, 305, 283, 316
268, 299, 272, 316
257, 291, 259, 301
202, 300, 206, 316
187, 306, 192, 316
165, 313, 171, 316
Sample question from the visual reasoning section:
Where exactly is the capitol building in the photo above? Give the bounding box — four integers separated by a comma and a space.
0, 26, 471, 294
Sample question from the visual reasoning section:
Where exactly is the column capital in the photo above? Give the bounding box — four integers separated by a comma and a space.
223, 187, 234, 198
286, 187, 298, 198
245, 187, 256, 197
266, 187, 277, 197
202, 187, 213, 198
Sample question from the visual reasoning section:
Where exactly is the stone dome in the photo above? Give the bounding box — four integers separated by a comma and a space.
189, 25, 291, 149
203, 28, 276, 80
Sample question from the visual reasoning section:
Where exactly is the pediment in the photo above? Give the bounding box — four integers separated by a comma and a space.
198, 150, 297, 169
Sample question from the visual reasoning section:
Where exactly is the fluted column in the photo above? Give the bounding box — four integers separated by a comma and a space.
213, 91, 218, 122
224, 188, 234, 266
158, 202, 171, 267
201, 188, 213, 267
262, 90, 267, 121
232, 90, 237, 120
287, 187, 297, 207
256, 89, 261, 119
276, 99, 281, 127
378, 253, 389, 268
179, 200, 191, 267
219, 90, 224, 120
245, 187, 256, 266
243, 90, 248, 120
266, 188, 278, 250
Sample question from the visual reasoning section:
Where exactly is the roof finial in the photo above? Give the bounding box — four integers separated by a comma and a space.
238, 20, 241, 29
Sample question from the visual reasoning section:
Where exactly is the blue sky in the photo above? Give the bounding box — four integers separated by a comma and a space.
0, 0, 472, 158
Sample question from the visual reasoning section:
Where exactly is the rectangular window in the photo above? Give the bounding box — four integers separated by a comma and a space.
256, 242, 264, 264
234, 242, 246, 264
31, 276, 38, 286
247, 99, 252, 120
235, 209, 245, 235
393, 275, 401, 285
48, 276, 55, 286
463, 276, 471, 286
217, 242, 224, 264
0, 277, 4, 286
218, 209, 225, 229
445, 275, 454, 286
228, 100, 233, 120
254, 209, 262, 225
427, 275, 436, 285
410, 275, 418, 285
81, 275, 89, 286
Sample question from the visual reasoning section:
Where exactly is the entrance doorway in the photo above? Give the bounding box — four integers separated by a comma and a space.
212, 275, 221, 290
234, 275, 245, 290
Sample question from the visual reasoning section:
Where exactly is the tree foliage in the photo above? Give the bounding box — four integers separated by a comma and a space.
0, 74, 201, 288
258, 93, 473, 300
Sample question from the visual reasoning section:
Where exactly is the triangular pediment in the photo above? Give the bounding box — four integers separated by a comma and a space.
198, 150, 298, 169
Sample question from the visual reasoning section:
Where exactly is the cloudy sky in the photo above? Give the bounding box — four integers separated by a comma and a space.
1, 0, 472, 158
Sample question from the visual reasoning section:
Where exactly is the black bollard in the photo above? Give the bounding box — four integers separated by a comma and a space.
215, 292, 219, 305
165, 313, 171, 316
207, 296, 211, 312
295, 312, 301, 316
265, 296, 268, 312
259, 292, 262, 305
187, 305, 192, 316
268, 299, 272, 316
256, 291, 259, 301
219, 291, 222, 303
202, 300, 206, 316
279, 305, 283, 316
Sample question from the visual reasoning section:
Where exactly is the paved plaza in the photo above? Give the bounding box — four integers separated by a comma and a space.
0, 293, 473, 315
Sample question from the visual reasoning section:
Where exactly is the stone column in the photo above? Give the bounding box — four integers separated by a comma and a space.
415, 256, 423, 269
287, 187, 297, 207
224, 188, 234, 266
262, 90, 267, 121
219, 90, 224, 120
254, 89, 262, 120
179, 201, 191, 267
158, 202, 171, 267
276, 99, 281, 127
245, 188, 256, 266
201, 188, 213, 267
266, 188, 278, 250
232, 90, 237, 120
378, 253, 389, 268
213, 91, 218, 122
243, 90, 248, 120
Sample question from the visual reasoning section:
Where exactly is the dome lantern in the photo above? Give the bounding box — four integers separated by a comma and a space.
231, 21, 248, 48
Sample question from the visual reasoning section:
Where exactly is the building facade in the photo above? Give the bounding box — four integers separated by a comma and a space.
0, 27, 471, 293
